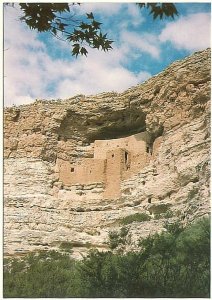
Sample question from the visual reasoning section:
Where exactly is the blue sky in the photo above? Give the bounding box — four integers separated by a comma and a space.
4, 2, 211, 106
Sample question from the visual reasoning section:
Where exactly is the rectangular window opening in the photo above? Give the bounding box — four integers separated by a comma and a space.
125, 151, 128, 164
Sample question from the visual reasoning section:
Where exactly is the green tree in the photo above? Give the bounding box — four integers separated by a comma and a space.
5, 3, 178, 57
138, 217, 210, 297
4, 250, 77, 298
75, 249, 143, 297
175, 217, 210, 297
4, 217, 209, 298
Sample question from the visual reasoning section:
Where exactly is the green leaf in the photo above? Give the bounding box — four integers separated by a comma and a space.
72, 43, 80, 57
80, 47, 88, 56
92, 20, 102, 29
79, 22, 89, 30
86, 12, 94, 19
137, 3, 178, 19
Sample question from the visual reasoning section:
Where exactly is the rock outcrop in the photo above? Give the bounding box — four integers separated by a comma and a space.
4, 48, 210, 258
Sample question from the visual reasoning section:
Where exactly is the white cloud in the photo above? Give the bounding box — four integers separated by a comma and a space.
4, 6, 49, 106
117, 4, 145, 30
121, 30, 160, 59
4, 5, 151, 107
73, 3, 123, 16
159, 13, 211, 51
49, 45, 151, 98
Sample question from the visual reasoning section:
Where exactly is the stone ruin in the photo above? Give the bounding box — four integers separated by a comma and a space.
56, 132, 162, 199
3, 49, 210, 258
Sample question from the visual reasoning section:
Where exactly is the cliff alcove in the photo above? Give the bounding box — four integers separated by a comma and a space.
57, 107, 147, 143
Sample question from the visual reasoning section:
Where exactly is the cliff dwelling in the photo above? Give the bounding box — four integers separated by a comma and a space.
56, 132, 162, 198
3, 49, 210, 264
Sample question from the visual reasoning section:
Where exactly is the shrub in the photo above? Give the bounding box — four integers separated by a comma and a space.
154, 209, 174, 220
138, 217, 210, 297
164, 209, 174, 218
59, 241, 73, 252
120, 213, 151, 225
77, 217, 210, 297
108, 227, 130, 250
3, 250, 78, 298
148, 203, 170, 214
4, 217, 210, 298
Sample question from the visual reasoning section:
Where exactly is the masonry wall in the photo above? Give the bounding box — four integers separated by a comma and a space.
57, 158, 106, 185
57, 132, 154, 198
104, 148, 126, 198
94, 132, 150, 159
122, 152, 151, 180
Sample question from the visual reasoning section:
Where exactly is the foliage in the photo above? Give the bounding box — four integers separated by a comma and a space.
120, 212, 151, 225
108, 226, 131, 250
3, 250, 77, 297
163, 220, 184, 235
164, 209, 174, 218
5, 3, 178, 57
138, 217, 210, 297
149, 203, 170, 214
4, 217, 210, 298
75, 249, 143, 297
137, 3, 178, 19
59, 241, 73, 253
18, 3, 113, 57
154, 209, 174, 219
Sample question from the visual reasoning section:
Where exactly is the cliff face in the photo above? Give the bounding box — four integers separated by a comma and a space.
4, 49, 210, 258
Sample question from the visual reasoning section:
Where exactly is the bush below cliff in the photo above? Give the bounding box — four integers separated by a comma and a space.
4, 217, 210, 298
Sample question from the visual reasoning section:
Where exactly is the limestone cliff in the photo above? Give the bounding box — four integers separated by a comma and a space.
4, 48, 210, 258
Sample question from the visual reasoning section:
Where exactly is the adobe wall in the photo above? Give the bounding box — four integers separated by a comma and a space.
94, 132, 150, 159
56, 131, 155, 198
122, 152, 151, 180
104, 148, 126, 198
56, 158, 106, 185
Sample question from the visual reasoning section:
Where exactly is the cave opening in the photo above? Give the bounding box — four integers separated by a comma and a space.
57, 107, 164, 151
84, 108, 147, 143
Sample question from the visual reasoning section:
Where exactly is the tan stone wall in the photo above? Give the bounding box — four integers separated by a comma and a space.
57, 132, 152, 198
104, 148, 125, 198
122, 152, 151, 180
94, 132, 149, 159
57, 158, 106, 185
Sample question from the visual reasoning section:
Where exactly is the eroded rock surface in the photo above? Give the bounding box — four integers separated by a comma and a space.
4, 49, 210, 258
